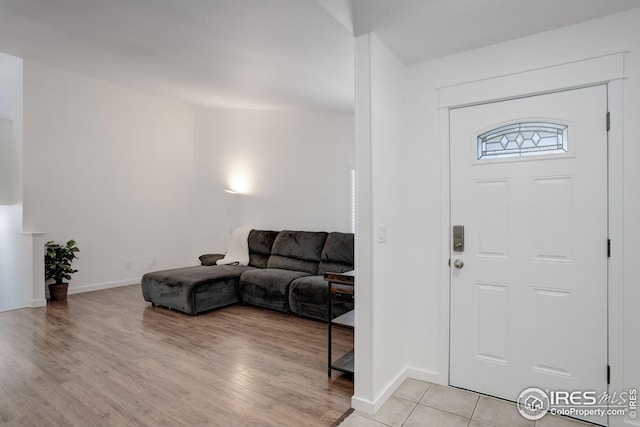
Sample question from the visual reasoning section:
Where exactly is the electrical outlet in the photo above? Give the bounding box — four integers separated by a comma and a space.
125, 261, 132, 270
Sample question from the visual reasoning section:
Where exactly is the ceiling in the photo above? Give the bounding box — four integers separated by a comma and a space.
350, 0, 640, 65
0, 0, 638, 112
0, 0, 354, 111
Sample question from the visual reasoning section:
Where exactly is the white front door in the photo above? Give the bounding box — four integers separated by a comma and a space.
449, 86, 608, 424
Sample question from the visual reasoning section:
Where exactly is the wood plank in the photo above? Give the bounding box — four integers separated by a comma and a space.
323, 270, 355, 286
0, 284, 353, 426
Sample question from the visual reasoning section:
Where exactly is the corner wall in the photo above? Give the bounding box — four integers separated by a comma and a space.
0, 52, 29, 311
353, 33, 409, 413
22, 60, 196, 293
191, 107, 354, 256
17, 58, 355, 297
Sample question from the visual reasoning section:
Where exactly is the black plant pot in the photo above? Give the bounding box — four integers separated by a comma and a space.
48, 283, 69, 301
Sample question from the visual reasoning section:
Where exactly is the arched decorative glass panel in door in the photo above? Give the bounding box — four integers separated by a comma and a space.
477, 122, 568, 160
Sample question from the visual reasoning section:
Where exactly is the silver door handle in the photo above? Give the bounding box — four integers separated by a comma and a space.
453, 259, 464, 269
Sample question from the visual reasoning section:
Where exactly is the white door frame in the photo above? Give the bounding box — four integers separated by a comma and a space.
437, 52, 627, 426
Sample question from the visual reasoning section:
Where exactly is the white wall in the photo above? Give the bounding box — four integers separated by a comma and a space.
0, 53, 22, 205
22, 60, 196, 293
13, 58, 354, 298
0, 119, 16, 204
192, 107, 354, 256
353, 33, 409, 413
0, 52, 29, 312
404, 64, 442, 378
401, 9, 640, 426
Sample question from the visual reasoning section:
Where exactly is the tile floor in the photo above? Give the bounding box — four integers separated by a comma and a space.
338, 379, 599, 427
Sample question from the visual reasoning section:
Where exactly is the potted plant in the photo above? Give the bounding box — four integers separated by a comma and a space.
45, 239, 80, 301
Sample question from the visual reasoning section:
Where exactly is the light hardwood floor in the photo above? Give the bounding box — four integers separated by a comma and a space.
0, 284, 354, 426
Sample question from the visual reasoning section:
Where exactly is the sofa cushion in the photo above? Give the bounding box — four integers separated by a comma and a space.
248, 230, 279, 268
318, 232, 354, 275
239, 268, 310, 312
267, 230, 328, 275
289, 275, 354, 321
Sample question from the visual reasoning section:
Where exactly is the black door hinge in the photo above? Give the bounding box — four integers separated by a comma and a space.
607, 112, 611, 131
607, 365, 611, 384
608, 239, 611, 258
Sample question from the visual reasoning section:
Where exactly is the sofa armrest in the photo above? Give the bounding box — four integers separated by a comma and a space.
199, 253, 225, 266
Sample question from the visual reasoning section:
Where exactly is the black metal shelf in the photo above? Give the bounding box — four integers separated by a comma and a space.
332, 310, 354, 328
325, 270, 355, 378
331, 350, 354, 375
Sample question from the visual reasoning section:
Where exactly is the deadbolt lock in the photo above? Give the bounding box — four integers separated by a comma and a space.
453, 225, 464, 252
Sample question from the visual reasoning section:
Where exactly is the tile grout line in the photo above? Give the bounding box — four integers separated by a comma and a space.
353, 408, 395, 426
469, 394, 481, 425
400, 403, 419, 427
396, 384, 430, 426
393, 383, 484, 426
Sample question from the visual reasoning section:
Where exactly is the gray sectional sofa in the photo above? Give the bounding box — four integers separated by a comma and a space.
141, 229, 354, 321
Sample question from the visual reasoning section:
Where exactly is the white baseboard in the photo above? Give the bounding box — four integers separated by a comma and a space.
351, 396, 376, 414
352, 367, 442, 415
31, 298, 46, 308
67, 278, 139, 295
351, 371, 407, 414
404, 367, 443, 385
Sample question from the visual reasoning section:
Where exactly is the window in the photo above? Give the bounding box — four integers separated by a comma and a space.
477, 122, 568, 160
350, 168, 356, 233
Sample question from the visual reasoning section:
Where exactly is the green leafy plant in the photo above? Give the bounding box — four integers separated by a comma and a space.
45, 240, 80, 284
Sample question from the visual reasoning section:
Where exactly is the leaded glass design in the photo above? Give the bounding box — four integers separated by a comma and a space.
477, 122, 568, 160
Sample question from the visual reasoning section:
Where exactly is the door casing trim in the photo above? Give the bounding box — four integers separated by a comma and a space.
438, 53, 626, 427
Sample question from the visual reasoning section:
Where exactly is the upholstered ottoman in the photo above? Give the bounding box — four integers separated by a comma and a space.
141, 265, 255, 315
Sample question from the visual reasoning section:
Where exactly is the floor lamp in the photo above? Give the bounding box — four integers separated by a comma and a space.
224, 189, 239, 233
